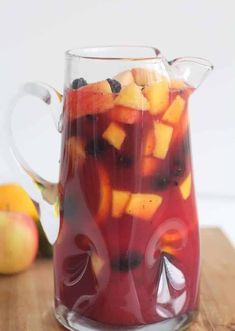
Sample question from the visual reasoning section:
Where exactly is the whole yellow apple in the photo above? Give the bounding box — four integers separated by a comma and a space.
0, 211, 38, 274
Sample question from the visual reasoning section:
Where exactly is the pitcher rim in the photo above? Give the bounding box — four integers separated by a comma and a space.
65, 45, 162, 61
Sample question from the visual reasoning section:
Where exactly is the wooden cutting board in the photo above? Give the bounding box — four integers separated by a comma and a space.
0, 228, 235, 331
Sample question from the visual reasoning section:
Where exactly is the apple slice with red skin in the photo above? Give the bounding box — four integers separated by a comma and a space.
66, 80, 114, 119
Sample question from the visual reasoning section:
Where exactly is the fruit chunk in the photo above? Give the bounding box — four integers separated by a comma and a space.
170, 79, 185, 90
153, 122, 173, 159
96, 165, 111, 224
67, 136, 86, 165
109, 106, 140, 124
0, 212, 38, 274
67, 80, 114, 119
0, 184, 38, 221
112, 190, 131, 218
91, 252, 104, 276
126, 193, 162, 221
141, 157, 159, 176
114, 70, 134, 86
114, 83, 149, 110
132, 68, 159, 86
102, 122, 126, 150
144, 128, 155, 156
162, 95, 185, 125
179, 173, 192, 200
143, 81, 169, 115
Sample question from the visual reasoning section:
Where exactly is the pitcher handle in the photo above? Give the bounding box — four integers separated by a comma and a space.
6, 82, 63, 244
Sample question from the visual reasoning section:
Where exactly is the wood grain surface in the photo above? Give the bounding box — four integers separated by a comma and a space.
0, 228, 234, 331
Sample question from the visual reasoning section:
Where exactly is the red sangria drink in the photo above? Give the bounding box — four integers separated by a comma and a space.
54, 64, 200, 330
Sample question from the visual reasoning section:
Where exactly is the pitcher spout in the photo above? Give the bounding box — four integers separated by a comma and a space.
169, 57, 214, 89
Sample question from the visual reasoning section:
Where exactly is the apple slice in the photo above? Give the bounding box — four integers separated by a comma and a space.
132, 68, 159, 86
162, 95, 185, 125
102, 122, 126, 150
126, 193, 162, 221
91, 252, 104, 276
112, 190, 131, 218
109, 106, 140, 124
96, 165, 111, 224
114, 83, 149, 110
114, 70, 134, 86
66, 80, 114, 119
143, 128, 155, 156
141, 157, 159, 176
153, 122, 173, 159
179, 173, 192, 200
143, 80, 169, 115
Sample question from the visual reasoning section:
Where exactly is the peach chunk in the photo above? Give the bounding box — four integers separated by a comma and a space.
143, 80, 169, 115
91, 252, 104, 276
179, 173, 192, 200
131, 68, 159, 86
162, 95, 185, 125
109, 106, 140, 124
67, 80, 114, 119
153, 122, 173, 159
96, 165, 111, 224
141, 157, 159, 176
126, 193, 162, 221
114, 83, 149, 110
114, 70, 134, 86
102, 122, 126, 150
112, 190, 131, 218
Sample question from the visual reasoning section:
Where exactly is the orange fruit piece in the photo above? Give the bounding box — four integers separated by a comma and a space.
141, 157, 159, 176
126, 193, 162, 221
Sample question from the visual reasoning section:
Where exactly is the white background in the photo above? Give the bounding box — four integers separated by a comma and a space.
0, 0, 234, 244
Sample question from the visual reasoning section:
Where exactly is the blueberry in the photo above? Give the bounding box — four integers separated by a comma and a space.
111, 251, 143, 272
107, 78, 121, 93
86, 114, 98, 121
153, 174, 171, 191
85, 138, 107, 156
116, 154, 133, 168
171, 159, 185, 177
72, 78, 87, 89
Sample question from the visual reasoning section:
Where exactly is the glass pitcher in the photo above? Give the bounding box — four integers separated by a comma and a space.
7, 46, 213, 331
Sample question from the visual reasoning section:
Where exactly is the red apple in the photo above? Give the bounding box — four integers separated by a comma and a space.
0, 211, 38, 274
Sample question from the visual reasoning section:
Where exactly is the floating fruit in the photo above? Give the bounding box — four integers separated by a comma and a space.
143, 80, 169, 115
126, 193, 162, 221
96, 165, 112, 224
67, 80, 114, 119
162, 95, 185, 125
114, 70, 134, 86
132, 68, 159, 86
107, 79, 122, 93
112, 190, 131, 218
102, 122, 126, 150
85, 138, 107, 156
109, 105, 140, 124
71, 77, 87, 89
141, 157, 159, 176
153, 122, 173, 159
179, 173, 192, 200
114, 83, 149, 110
143, 128, 155, 156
